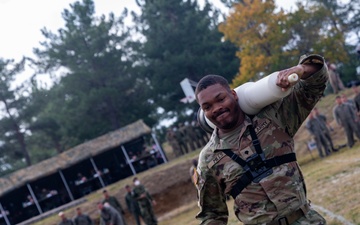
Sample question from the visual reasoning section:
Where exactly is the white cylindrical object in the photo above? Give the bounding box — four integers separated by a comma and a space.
288, 74, 298, 83
197, 72, 298, 132
234, 72, 295, 115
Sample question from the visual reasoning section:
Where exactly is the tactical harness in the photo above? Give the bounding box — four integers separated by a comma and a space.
223, 125, 297, 199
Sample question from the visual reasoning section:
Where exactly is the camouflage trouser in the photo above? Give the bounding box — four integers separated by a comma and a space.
139, 202, 157, 225
243, 208, 326, 225
288, 209, 326, 225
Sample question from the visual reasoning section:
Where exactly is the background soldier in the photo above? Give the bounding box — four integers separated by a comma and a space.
102, 190, 124, 215
328, 63, 345, 94
313, 107, 337, 152
179, 122, 193, 152
98, 202, 125, 225
184, 121, 200, 151
306, 109, 336, 158
174, 124, 188, 154
333, 95, 360, 148
73, 207, 93, 225
192, 120, 208, 147
58, 211, 74, 225
124, 185, 142, 225
166, 128, 182, 157
132, 177, 157, 225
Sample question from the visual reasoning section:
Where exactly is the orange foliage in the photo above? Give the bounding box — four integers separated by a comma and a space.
219, 0, 290, 87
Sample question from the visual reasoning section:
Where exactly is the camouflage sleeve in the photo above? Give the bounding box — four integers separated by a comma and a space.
195, 152, 228, 225
146, 190, 153, 201
266, 54, 328, 137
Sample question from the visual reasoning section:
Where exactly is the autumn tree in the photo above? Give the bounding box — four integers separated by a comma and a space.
219, 0, 351, 87
219, 0, 291, 87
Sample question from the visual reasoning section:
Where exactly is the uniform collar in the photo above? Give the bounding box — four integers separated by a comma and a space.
209, 115, 253, 152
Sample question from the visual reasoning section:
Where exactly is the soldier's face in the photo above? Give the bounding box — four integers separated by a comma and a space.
336, 98, 342, 104
197, 83, 242, 132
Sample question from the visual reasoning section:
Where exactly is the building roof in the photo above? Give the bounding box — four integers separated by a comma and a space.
0, 120, 151, 196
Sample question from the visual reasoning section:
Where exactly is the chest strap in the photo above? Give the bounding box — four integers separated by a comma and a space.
222, 126, 296, 198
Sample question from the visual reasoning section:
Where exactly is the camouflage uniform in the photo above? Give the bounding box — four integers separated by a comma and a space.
133, 184, 157, 225
175, 125, 189, 154
328, 65, 345, 94
73, 213, 93, 225
194, 55, 327, 225
103, 196, 124, 215
100, 205, 125, 225
184, 122, 201, 151
333, 102, 360, 148
193, 121, 210, 146
306, 115, 334, 157
166, 128, 182, 157
102, 195, 126, 225
125, 190, 142, 225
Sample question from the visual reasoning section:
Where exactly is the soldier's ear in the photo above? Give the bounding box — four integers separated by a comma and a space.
231, 90, 238, 101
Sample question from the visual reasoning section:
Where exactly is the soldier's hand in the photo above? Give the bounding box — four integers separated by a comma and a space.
152, 200, 157, 206
277, 65, 304, 92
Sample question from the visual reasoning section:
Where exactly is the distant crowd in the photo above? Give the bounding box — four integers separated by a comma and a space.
306, 84, 360, 158
166, 120, 210, 157
57, 177, 156, 225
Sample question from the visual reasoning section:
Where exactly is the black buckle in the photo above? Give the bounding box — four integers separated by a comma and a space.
245, 153, 273, 183
278, 217, 289, 225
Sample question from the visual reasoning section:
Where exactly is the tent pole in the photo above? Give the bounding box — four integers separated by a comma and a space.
0, 202, 11, 225
90, 157, 105, 187
58, 170, 74, 201
121, 145, 136, 175
26, 183, 42, 214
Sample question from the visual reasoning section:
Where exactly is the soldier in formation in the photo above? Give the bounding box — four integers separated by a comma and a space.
73, 207, 93, 225
124, 185, 142, 225
327, 63, 345, 94
166, 128, 182, 157
98, 202, 126, 225
58, 211, 75, 225
333, 95, 360, 148
306, 108, 337, 158
167, 120, 209, 157
132, 177, 157, 225
102, 190, 126, 225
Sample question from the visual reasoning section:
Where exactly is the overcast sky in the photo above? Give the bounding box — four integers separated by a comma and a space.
0, 0, 296, 84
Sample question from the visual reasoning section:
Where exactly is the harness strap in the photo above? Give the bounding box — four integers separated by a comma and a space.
223, 149, 247, 167
223, 150, 296, 198
249, 125, 263, 154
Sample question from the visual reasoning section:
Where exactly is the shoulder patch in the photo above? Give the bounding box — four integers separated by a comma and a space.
207, 151, 226, 169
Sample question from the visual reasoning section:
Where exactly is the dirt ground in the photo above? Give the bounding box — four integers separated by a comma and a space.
83, 157, 198, 225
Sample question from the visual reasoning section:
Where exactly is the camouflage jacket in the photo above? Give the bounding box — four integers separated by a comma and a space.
306, 114, 328, 136
194, 55, 328, 225
333, 103, 358, 126
133, 184, 153, 207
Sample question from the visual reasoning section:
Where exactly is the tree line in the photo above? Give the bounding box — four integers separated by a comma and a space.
0, 0, 359, 175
